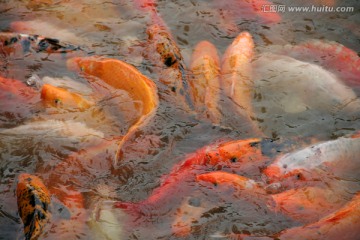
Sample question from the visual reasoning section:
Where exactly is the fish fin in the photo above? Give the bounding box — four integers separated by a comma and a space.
50, 197, 71, 220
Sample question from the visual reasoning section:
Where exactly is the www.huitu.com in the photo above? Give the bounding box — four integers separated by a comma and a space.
261, 5, 355, 13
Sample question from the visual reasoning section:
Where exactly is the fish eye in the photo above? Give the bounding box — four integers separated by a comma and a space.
54, 98, 62, 105
230, 157, 237, 163
295, 173, 304, 180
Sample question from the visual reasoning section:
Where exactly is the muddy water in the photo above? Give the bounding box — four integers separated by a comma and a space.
0, 0, 359, 239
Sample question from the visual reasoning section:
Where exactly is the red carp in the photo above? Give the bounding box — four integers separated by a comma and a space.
114, 139, 263, 217
264, 135, 360, 192
16, 173, 51, 240
276, 192, 360, 240
189, 41, 222, 124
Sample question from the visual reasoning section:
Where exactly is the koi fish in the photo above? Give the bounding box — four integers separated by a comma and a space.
67, 56, 158, 164
221, 32, 261, 135
16, 173, 51, 240
264, 135, 360, 192
273, 39, 360, 88
145, 24, 192, 110
0, 32, 81, 57
0, 76, 39, 125
275, 192, 360, 240
270, 185, 348, 224
189, 41, 221, 124
113, 139, 264, 220
196, 171, 265, 194
41, 84, 94, 111
252, 53, 360, 138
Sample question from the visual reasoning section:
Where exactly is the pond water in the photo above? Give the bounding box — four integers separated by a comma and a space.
0, 0, 359, 239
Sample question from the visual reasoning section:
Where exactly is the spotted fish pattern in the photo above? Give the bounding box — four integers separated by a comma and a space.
16, 173, 51, 240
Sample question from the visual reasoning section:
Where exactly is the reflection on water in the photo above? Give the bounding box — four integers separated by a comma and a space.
0, 0, 359, 239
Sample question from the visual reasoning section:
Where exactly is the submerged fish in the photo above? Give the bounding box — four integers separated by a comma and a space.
16, 173, 51, 240
113, 139, 263, 217
264, 134, 360, 192
189, 41, 222, 124
0, 32, 81, 57
272, 39, 360, 88
275, 192, 360, 240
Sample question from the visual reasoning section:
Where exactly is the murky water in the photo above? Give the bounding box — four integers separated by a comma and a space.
0, 0, 359, 239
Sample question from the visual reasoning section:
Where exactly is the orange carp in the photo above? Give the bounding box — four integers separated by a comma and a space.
221, 32, 261, 135
275, 192, 360, 240
67, 56, 159, 164
16, 173, 51, 240
189, 41, 222, 124
41, 84, 94, 111
264, 135, 360, 192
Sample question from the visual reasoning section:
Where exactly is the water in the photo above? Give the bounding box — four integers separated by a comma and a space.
0, 0, 359, 239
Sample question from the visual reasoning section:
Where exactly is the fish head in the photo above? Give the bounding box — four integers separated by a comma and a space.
41, 84, 92, 111
264, 167, 319, 194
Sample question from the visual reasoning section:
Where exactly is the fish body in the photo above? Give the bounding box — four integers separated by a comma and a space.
221, 32, 261, 135
68, 56, 158, 164
264, 135, 360, 191
16, 173, 51, 240
0, 32, 81, 57
273, 39, 360, 88
189, 41, 221, 124
270, 186, 348, 223
114, 139, 263, 218
145, 24, 192, 110
276, 192, 360, 240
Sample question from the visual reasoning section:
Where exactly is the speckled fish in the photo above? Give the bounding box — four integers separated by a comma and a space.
145, 24, 192, 111
189, 41, 222, 124
67, 56, 159, 164
264, 134, 360, 192
0, 32, 81, 57
16, 173, 51, 240
221, 32, 262, 135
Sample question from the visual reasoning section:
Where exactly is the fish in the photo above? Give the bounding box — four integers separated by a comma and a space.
41, 84, 94, 111
221, 32, 261, 135
0, 32, 81, 57
67, 56, 159, 164
0, 76, 39, 125
272, 39, 360, 88
275, 192, 360, 240
145, 24, 192, 111
196, 171, 266, 195
270, 185, 348, 224
189, 41, 222, 124
252, 53, 360, 138
16, 173, 51, 240
113, 139, 264, 218
264, 134, 360, 192
1, 119, 104, 139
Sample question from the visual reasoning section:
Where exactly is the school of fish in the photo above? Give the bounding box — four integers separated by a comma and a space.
0, 0, 359, 239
